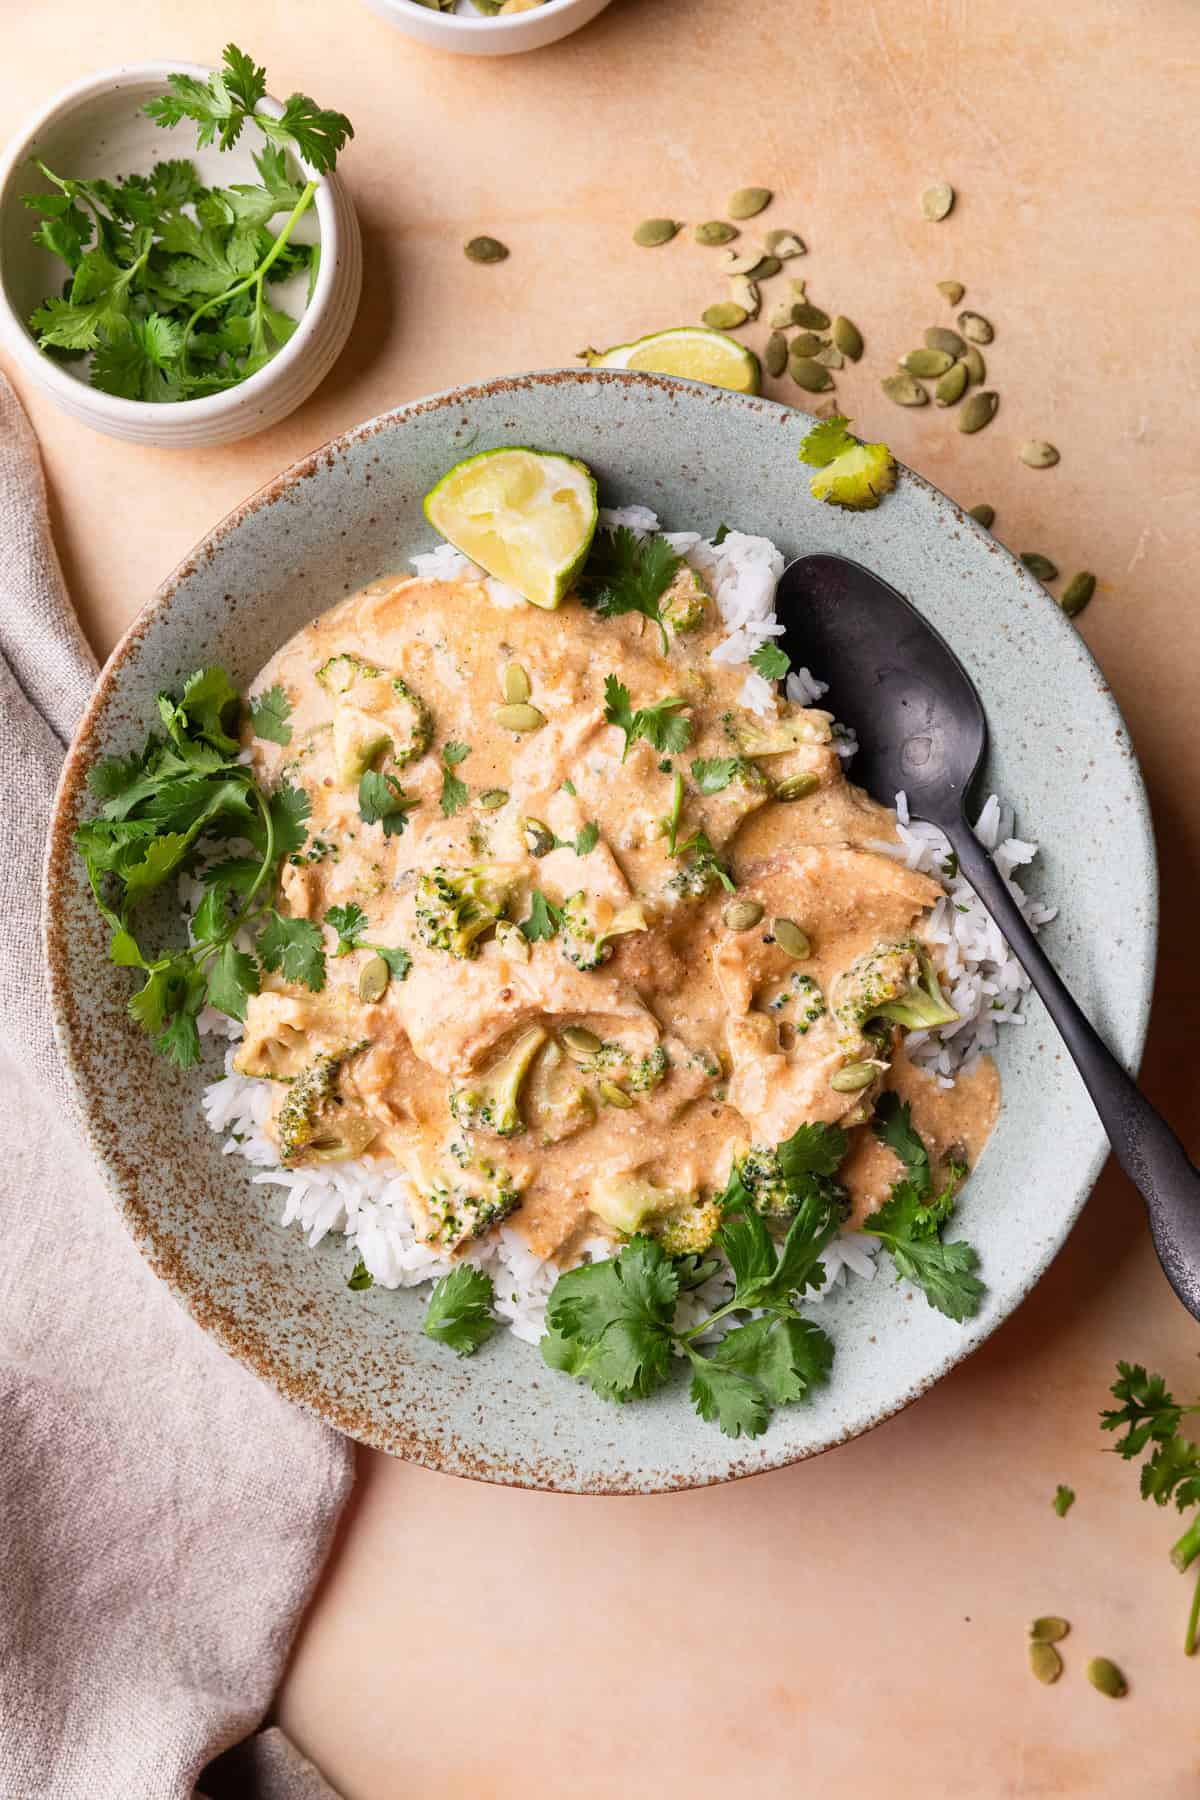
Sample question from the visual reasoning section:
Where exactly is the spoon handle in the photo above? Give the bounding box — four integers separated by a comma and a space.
948, 823, 1200, 1319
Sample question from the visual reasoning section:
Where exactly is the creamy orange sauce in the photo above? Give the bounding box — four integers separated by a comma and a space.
238, 571, 998, 1259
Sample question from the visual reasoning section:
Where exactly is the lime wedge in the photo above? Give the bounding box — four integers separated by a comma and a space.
423, 448, 598, 610
583, 327, 761, 395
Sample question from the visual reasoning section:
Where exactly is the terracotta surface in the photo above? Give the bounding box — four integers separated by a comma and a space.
5, 2, 1199, 1794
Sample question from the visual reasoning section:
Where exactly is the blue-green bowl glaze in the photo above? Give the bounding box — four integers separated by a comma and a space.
45, 371, 1157, 1493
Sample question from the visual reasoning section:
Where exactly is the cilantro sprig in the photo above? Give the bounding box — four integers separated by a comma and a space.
423, 1266, 498, 1357
324, 904, 412, 977
603, 674, 692, 763
76, 664, 319, 1069
1102, 1362, 1200, 1654
23, 45, 353, 403
866, 1092, 983, 1322
579, 527, 682, 654
439, 741, 471, 817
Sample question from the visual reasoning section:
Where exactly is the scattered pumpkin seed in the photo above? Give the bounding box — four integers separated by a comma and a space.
1060, 571, 1096, 616
773, 918, 811, 958
791, 302, 831, 331
1086, 1657, 1128, 1699
476, 787, 509, 809
1029, 1642, 1064, 1685
813, 345, 844, 369
775, 772, 819, 801
966, 503, 995, 529
562, 1025, 603, 1059
784, 277, 808, 301
723, 899, 764, 931
464, 235, 509, 264
745, 254, 782, 281
832, 316, 864, 361
925, 325, 966, 357
694, 220, 739, 246
599, 1079, 634, 1109
729, 275, 760, 318
790, 356, 834, 393
494, 702, 546, 732
790, 331, 827, 357
902, 348, 955, 377
935, 362, 968, 406
937, 280, 965, 304
958, 390, 998, 434
1021, 552, 1059, 581
962, 344, 986, 384
881, 371, 929, 407
920, 181, 955, 221
728, 186, 772, 219
768, 299, 800, 329
1030, 1617, 1071, 1644
831, 1062, 877, 1092
1019, 439, 1060, 468
502, 661, 531, 703
764, 331, 788, 378
721, 246, 768, 276
764, 229, 805, 258
522, 817, 556, 857
702, 302, 748, 330
632, 217, 680, 247
357, 954, 391, 1004
958, 310, 993, 344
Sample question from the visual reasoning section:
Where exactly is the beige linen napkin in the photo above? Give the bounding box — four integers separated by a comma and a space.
0, 375, 353, 1800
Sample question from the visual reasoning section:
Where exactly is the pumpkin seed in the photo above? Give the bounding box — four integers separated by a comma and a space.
632, 217, 680, 247
1021, 552, 1059, 581
790, 357, 833, 393
902, 348, 955, 377
790, 331, 826, 357
493, 919, 529, 962
935, 362, 968, 406
746, 254, 782, 281
702, 302, 748, 330
925, 325, 966, 357
476, 787, 509, 809
937, 280, 965, 304
764, 229, 805, 258
791, 302, 831, 330
494, 702, 545, 732
502, 661, 531, 703
522, 817, 555, 857
728, 186, 772, 219
775, 772, 819, 801
1086, 1657, 1128, 1699
1060, 571, 1096, 617
1019, 439, 1060, 468
764, 331, 788, 378
768, 300, 800, 329
958, 310, 994, 344
773, 918, 811, 959
966, 503, 995, 529
813, 345, 844, 369
881, 372, 929, 407
920, 182, 955, 221
832, 316, 864, 361
729, 275, 760, 318
723, 899, 764, 931
694, 220, 738, 246
598, 1079, 634, 1109
1030, 1617, 1070, 1644
358, 955, 390, 1004
831, 1062, 877, 1092
720, 247, 767, 276
1029, 1642, 1064, 1685
562, 1025, 602, 1059
962, 344, 986, 383
958, 390, 998, 434
464, 235, 509, 264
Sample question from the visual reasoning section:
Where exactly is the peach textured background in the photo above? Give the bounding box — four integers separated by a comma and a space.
5, 3, 1200, 1795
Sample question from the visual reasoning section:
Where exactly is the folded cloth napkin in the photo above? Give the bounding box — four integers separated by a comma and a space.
0, 374, 353, 1800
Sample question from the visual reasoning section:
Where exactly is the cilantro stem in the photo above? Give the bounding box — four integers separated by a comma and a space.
1171, 1513, 1200, 1575
181, 178, 317, 364
226, 784, 278, 936
1187, 1565, 1200, 1657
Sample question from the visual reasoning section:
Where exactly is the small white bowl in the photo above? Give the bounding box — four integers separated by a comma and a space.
362, 0, 613, 56
0, 63, 361, 449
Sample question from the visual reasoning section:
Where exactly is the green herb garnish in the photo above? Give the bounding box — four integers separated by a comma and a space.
749, 643, 791, 681
1053, 1484, 1075, 1518
579, 527, 682, 654
1102, 1361, 1200, 1653
439, 740, 471, 817
690, 757, 740, 795
423, 1265, 498, 1357
347, 1257, 374, 1291
358, 769, 418, 836
519, 890, 563, 943
867, 1092, 983, 1321
603, 674, 692, 763
249, 684, 292, 745
323, 904, 409, 975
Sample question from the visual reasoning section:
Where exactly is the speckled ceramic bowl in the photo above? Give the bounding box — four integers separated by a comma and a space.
45, 371, 1157, 1493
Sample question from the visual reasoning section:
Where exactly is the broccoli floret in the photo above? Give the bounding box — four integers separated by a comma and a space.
587, 1041, 670, 1094
415, 1152, 521, 1252
448, 1027, 547, 1138
317, 652, 433, 779
768, 972, 827, 1033
831, 937, 959, 1049
276, 1044, 376, 1167
588, 1176, 718, 1253
559, 894, 648, 970
416, 866, 512, 958
660, 566, 709, 634
732, 1141, 849, 1224
733, 710, 833, 757
655, 1198, 722, 1256
666, 846, 734, 899
798, 416, 897, 512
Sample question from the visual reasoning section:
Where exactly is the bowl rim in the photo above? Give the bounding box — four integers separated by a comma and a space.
43, 368, 1159, 1493
0, 60, 344, 425
384, 0, 602, 27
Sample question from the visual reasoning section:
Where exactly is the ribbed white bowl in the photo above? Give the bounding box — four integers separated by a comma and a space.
361, 0, 612, 56
0, 64, 362, 448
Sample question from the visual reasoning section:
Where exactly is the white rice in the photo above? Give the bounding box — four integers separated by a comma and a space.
202, 509, 1054, 1329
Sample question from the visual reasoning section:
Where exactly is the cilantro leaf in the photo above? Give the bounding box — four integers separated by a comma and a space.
423, 1266, 497, 1357
91, 314, 186, 402
205, 941, 260, 1022
257, 910, 326, 991
256, 91, 355, 175
1053, 1484, 1075, 1518
867, 1096, 983, 1320
347, 1257, 374, 1291
442, 740, 471, 766
325, 903, 368, 955
439, 742, 470, 818
707, 1314, 833, 1407
872, 1220, 984, 1322
358, 769, 417, 837
690, 757, 740, 795
249, 684, 292, 745
603, 675, 692, 762
872, 1091, 931, 1192
542, 1237, 678, 1403
797, 415, 857, 468
749, 642, 791, 681
1102, 1362, 1184, 1458
520, 891, 562, 943
1141, 1433, 1200, 1510
573, 821, 599, 856
687, 1354, 770, 1439
375, 945, 412, 981
579, 527, 682, 654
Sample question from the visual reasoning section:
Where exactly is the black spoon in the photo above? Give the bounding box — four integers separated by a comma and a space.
776, 551, 1200, 1320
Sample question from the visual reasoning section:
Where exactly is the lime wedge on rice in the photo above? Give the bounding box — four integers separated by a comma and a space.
423, 447, 598, 610
582, 327, 760, 395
